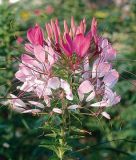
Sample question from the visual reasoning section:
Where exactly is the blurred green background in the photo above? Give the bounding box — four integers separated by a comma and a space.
0, 0, 136, 159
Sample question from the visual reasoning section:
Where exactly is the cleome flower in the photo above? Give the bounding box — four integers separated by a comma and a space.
9, 17, 120, 119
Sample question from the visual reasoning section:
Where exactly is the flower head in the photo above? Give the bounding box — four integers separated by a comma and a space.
9, 17, 120, 119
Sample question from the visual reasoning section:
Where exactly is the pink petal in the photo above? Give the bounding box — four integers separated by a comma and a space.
92, 62, 111, 78
45, 23, 52, 39
71, 16, 76, 36
34, 45, 45, 62
27, 28, 35, 44
103, 69, 119, 88
34, 25, 44, 46
55, 19, 61, 37
65, 34, 73, 51
47, 77, 60, 90
82, 56, 90, 79
21, 54, 34, 64
91, 17, 98, 43
79, 20, 84, 34
27, 24, 44, 46
21, 54, 41, 69
25, 43, 33, 53
73, 34, 90, 57
45, 43, 58, 65
15, 70, 26, 82
78, 80, 94, 94
61, 34, 73, 57
107, 47, 116, 61
79, 36, 90, 57
48, 49, 58, 65
51, 20, 59, 43
61, 41, 72, 56
20, 81, 34, 92
101, 38, 108, 49
73, 34, 83, 55
113, 95, 121, 105
64, 20, 69, 34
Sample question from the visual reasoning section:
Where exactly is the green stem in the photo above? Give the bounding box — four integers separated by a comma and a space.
56, 96, 67, 160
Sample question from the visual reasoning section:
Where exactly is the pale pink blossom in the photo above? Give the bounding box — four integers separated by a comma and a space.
9, 17, 120, 118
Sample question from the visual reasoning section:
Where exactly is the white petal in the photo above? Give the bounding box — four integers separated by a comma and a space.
20, 81, 34, 92
78, 91, 84, 101
48, 77, 60, 90
52, 108, 62, 114
10, 94, 26, 108
113, 95, 121, 105
61, 79, 73, 100
28, 101, 45, 108
44, 96, 51, 107
61, 79, 70, 92
101, 112, 111, 119
86, 91, 95, 102
44, 88, 52, 95
66, 93, 73, 100
90, 101, 108, 107
10, 106, 26, 113
22, 109, 41, 113
92, 59, 99, 78
68, 105, 79, 110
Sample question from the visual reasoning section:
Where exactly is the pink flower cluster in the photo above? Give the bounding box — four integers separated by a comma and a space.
9, 17, 120, 119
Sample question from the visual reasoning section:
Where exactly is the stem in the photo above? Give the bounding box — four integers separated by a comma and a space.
57, 94, 67, 160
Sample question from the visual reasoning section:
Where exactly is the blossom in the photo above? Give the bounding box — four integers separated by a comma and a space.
27, 24, 44, 46
45, 17, 95, 58
16, 37, 24, 44
9, 17, 120, 119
